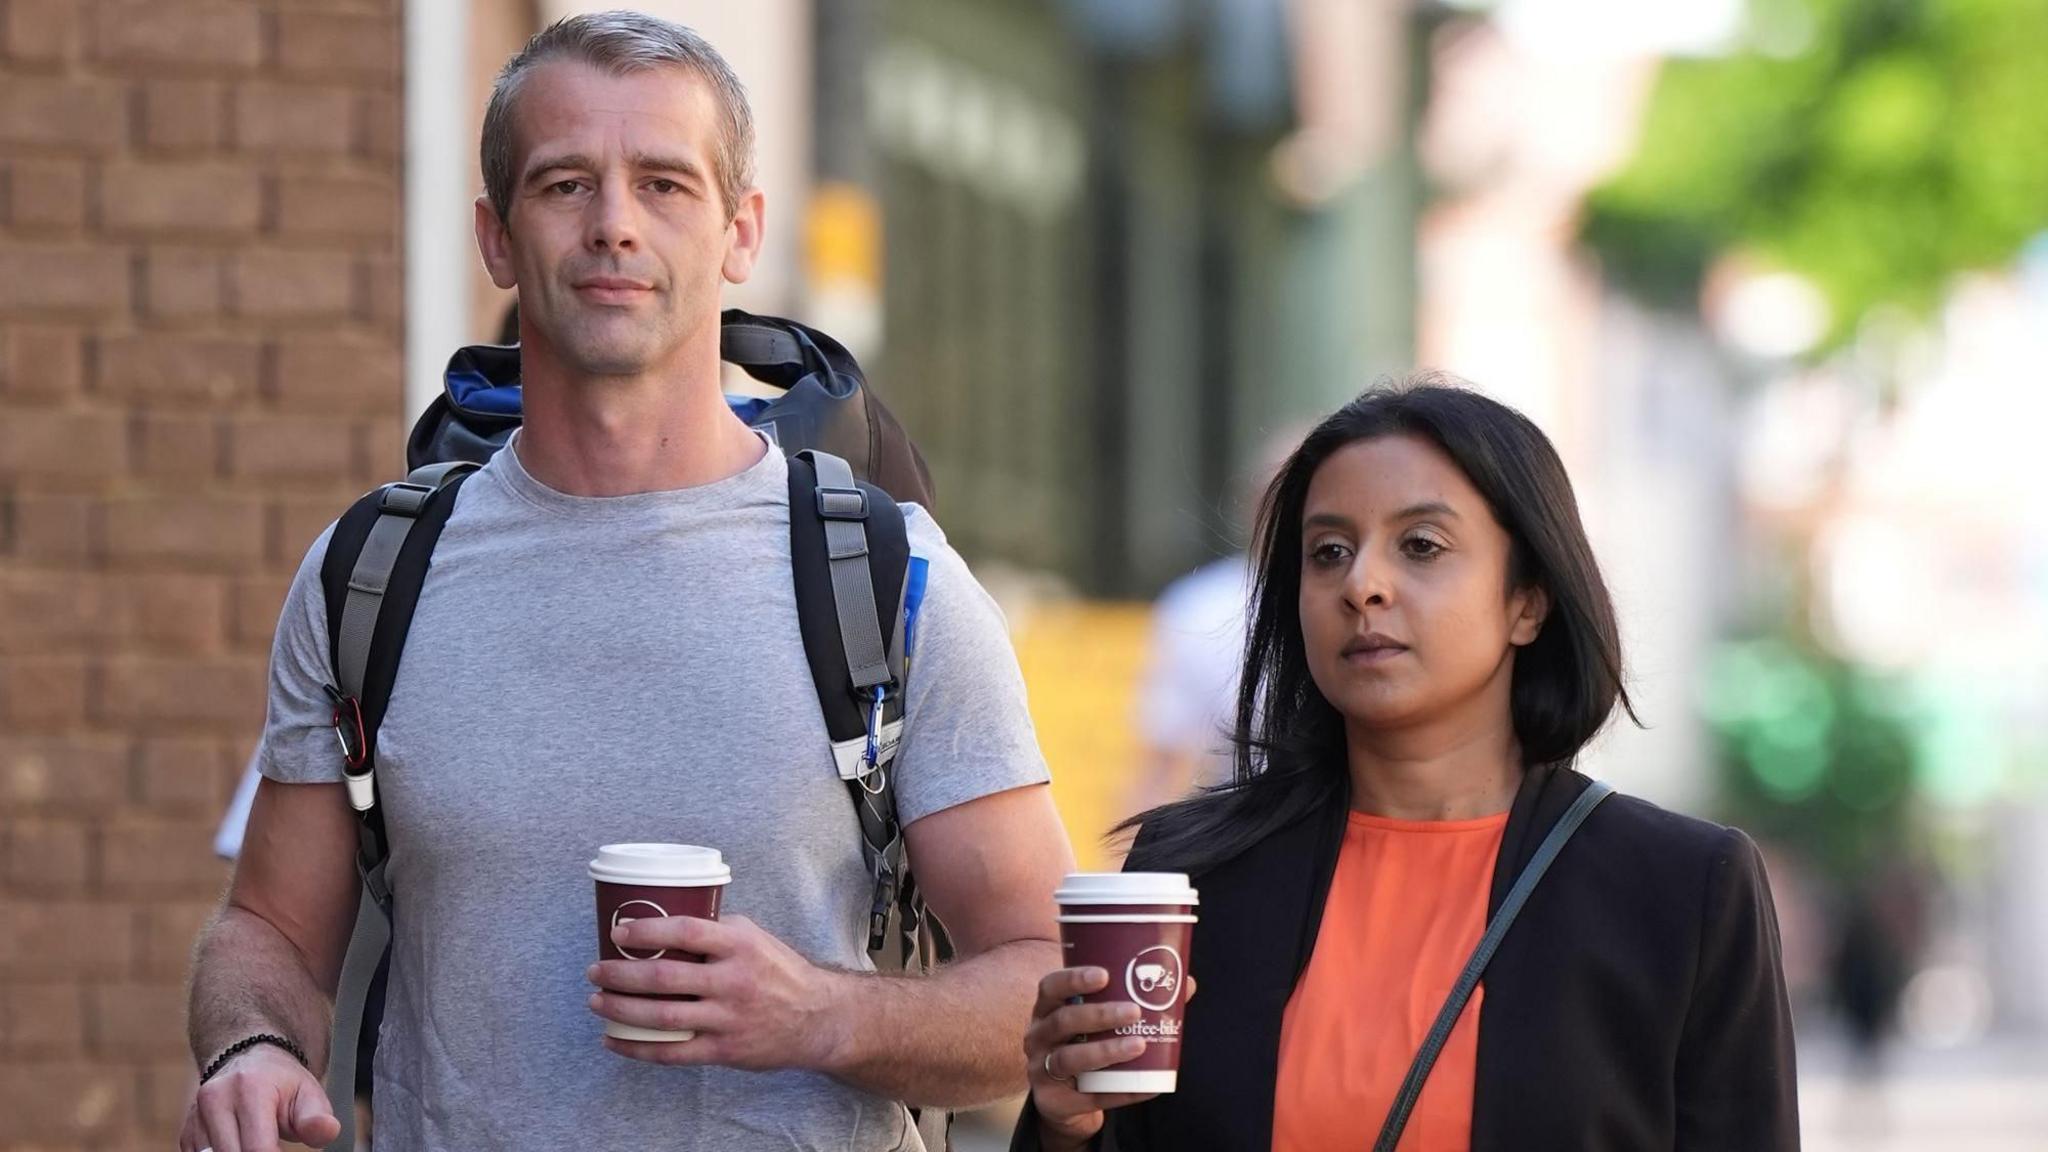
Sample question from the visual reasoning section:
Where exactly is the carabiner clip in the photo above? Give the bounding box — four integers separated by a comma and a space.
862, 685, 886, 768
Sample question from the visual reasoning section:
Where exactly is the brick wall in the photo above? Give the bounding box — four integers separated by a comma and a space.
0, 2, 404, 1146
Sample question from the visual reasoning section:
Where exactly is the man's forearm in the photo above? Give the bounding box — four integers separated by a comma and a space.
188, 903, 336, 1074
818, 937, 1058, 1109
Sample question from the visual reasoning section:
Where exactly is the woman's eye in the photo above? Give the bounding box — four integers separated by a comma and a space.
1401, 536, 1446, 559
1309, 542, 1351, 566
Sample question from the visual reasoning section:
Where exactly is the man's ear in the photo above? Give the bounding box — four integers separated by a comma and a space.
1509, 583, 1550, 647
721, 187, 766, 285
476, 197, 518, 290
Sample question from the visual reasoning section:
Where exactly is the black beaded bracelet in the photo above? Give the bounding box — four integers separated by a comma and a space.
200, 1033, 309, 1083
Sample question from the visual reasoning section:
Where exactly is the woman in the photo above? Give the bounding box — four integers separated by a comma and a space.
1016, 381, 1797, 1151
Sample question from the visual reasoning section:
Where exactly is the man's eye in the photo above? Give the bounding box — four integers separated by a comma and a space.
647, 179, 680, 194
550, 180, 584, 195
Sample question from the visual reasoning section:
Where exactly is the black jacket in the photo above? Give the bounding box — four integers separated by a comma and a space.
1013, 766, 1798, 1151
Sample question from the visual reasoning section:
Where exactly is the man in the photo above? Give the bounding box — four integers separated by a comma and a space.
180, 13, 1072, 1151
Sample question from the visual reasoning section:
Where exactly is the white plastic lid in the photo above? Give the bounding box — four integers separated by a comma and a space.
1054, 871, 1199, 907
588, 843, 732, 887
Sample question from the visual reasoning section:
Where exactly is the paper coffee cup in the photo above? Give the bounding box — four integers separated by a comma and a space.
1056, 872, 1200, 1094
589, 844, 732, 1043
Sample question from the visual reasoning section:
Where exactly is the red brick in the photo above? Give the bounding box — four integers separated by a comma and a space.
0, 76, 127, 149
274, 496, 346, 565
229, 575, 291, 651
103, 496, 265, 570
354, 416, 406, 481
277, 174, 397, 241
0, 655, 90, 729
102, 161, 262, 236
365, 252, 402, 330
0, 571, 122, 655
232, 82, 354, 154
1, 982, 88, 1056
2, 326, 84, 402
0, 1057, 131, 1141
88, 982, 188, 1058
0, 243, 131, 316
277, 10, 395, 77
140, 248, 226, 323
95, 1, 263, 69
5, 0, 86, 61
0, 735, 129, 813
123, 573, 229, 654
0, 410, 126, 481
226, 414, 355, 485
130, 410, 221, 480
134, 737, 229, 815
98, 334, 259, 403
98, 656, 264, 729
139, 1056, 199, 1131
8, 157, 88, 231
96, 813, 232, 897
5, 818, 92, 894
7, 492, 99, 563
272, 336, 401, 414
138, 901, 216, 978
140, 79, 226, 152
0, 901, 136, 978
361, 89, 400, 158
229, 250, 355, 322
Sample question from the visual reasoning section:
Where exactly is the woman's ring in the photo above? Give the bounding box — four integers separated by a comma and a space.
1043, 1049, 1075, 1085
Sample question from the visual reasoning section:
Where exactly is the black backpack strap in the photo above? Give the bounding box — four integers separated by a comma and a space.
314, 462, 472, 1152
788, 450, 938, 961
1371, 779, 1615, 1152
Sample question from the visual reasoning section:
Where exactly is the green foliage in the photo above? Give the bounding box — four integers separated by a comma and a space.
1580, 0, 2048, 345
1702, 635, 1919, 877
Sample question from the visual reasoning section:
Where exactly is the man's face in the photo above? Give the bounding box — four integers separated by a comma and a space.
477, 60, 762, 377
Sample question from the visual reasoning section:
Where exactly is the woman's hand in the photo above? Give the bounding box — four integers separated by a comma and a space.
1024, 965, 1192, 1152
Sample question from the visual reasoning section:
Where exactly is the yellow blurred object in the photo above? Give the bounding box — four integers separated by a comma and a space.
1013, 602, 1153, 872
803, 182, 882, 288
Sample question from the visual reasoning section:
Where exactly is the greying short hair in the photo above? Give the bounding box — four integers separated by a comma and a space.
481, 10, 756, 222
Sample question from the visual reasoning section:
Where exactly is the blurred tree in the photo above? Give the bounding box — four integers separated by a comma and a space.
1701, 633, 1919, 879
1580, 0, 2048, 347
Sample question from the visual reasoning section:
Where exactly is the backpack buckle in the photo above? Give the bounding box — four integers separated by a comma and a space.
378, 482, 436, 517
816, 486, 868, 521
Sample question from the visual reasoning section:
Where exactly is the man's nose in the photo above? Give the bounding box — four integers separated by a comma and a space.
587, 180, 639, 252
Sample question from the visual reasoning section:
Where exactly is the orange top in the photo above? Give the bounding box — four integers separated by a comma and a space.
1272, 809, 1508, 1152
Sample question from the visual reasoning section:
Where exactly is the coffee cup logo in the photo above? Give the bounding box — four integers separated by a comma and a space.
1125, 945, 1184, 1012
611, 899, 671, 961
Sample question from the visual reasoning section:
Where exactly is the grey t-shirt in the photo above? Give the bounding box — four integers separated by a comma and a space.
257, 436, 1050, 1151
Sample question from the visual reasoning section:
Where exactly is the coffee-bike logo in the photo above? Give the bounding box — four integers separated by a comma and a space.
611, 899, 671, 961
1125, 944, 1184, 1013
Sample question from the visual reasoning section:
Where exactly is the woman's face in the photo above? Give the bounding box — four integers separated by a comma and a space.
1298, 434, 1547, 735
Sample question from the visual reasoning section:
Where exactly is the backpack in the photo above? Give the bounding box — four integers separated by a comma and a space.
314, 310, 951, 1151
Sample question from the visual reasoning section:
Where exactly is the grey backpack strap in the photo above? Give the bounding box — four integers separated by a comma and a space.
1371, 779, 1614, 1152
318, 461, 474, 1152
809, 451, 897, 691
323, 892, 391, 1152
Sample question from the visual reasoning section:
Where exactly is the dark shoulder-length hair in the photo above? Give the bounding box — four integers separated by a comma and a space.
1121, 376, 1635, 875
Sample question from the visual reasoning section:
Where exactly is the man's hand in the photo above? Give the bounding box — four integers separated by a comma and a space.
586, 914, 851, 1072
178, 1043, 340, 1152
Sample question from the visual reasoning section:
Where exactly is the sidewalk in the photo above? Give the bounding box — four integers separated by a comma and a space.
1799, 1027, 2048, 1152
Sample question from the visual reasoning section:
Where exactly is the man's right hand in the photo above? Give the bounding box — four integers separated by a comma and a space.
179, 1043, 340, 1152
